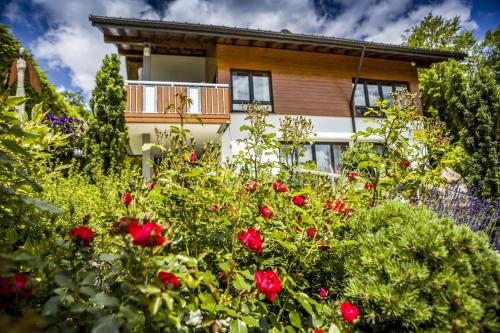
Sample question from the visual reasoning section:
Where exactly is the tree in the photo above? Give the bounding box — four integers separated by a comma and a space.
83, 54, 128, 174
462, 68, 499, 200
0, 24, 76, 117
61, 90, 89, 118
404, 14, 499, 200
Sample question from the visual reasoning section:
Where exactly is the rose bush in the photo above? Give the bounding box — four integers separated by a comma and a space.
1, 96, 498, 332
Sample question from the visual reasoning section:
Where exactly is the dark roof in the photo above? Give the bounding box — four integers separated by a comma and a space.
89, 15, 466, 66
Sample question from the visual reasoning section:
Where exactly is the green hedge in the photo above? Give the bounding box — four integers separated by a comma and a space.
342, 201, 500, 332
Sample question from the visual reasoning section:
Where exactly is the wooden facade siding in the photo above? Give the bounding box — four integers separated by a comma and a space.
216, 44, 421, 116
125, 83, 229, 123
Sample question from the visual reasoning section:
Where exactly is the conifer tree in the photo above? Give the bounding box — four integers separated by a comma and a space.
83, 54, 128, 174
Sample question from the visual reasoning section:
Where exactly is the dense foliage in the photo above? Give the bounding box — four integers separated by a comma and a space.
83, 54, 128, 174
404, 14, 499, 201
0, 24, 76, 117
340, 201, 499, 332
2, 90, 499, 332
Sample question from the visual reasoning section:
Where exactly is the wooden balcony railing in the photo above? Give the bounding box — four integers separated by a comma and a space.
124, 80, 230, 123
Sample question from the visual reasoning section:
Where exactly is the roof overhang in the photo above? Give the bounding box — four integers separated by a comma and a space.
90, 15, 466, 67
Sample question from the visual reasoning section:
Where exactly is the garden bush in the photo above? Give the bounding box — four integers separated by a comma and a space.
1, 91, 498, 333
340, 201, 500, 332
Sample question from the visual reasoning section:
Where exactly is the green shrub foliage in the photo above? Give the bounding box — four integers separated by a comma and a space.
342, 201, 500, 332
83, 54, 128, 174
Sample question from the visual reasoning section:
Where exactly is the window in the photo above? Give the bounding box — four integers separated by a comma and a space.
231, 70, 273, 111
352, 79, 409, 115
280, 142, 349, 173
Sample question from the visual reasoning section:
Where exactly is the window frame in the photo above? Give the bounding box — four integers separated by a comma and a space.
280, 141, 350, 173
353, 79, 409, 116
230, 69, 274, 112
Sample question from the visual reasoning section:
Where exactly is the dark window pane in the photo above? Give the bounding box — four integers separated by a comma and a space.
315, 144, 332, 172
366, 82, 381, 106
298, 145, 313, 164
373, 143, 384, 155
332, 143, 349, 173
232, 73, 250, 101
252, 75, 270, 102
353, 83, 366, 107
395, 83, 408, 92
381, 84, 393, 100
232, 103, 247, 111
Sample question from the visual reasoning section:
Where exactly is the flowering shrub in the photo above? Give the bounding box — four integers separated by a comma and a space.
1, 98, 498, 332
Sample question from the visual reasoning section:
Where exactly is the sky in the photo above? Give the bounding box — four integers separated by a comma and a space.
1, 0, 498, 97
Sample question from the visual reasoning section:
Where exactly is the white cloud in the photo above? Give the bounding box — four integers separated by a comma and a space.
5, 0, 477, 93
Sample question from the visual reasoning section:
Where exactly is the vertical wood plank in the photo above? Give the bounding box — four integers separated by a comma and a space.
137, 85, 143, 113
130, 85, 136, 113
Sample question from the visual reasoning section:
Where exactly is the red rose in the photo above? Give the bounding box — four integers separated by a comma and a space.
0, 274, 32, 300
237, 227, 263, 254
260, 205, 273, 219
364, 182, 374, 190
340, 301, 359, 323
306, 228, 316, 238
112, 217, 139, 234
314, 330, 323, 333
254, 270, 282, 302
129, 222, 165, 247
332, 200, 345, 213
348, 171, 359, 181
209, 204, 220, 211
344, 207, 353, 217
158, 272, 180, 288
68, 226, 95, 246
189, 151, 197, 162
319, 288, 328, 298
147, 182, 155, 190
292, 195, 306, 207
272, 181, 287, 193
122, 192, 133, 205
323, 199, 333, 209
245, 181, 257, 192
400, 160, 411, 168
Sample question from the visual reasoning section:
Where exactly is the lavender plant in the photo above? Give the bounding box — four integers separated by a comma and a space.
423, 184, 500, 249
45, 113, 85, 138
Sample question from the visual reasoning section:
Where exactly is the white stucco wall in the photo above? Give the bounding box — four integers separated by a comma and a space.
220, 114, 382, 162
148, 55, 207, 82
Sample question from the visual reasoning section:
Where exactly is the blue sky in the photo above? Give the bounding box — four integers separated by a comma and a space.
1, 0, 498, 97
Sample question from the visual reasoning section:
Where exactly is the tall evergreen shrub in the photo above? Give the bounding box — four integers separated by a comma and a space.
83, 54, 128, 174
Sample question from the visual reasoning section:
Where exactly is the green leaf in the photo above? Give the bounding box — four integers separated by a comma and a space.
55, 272, 74, 289
230, 319, 248, 333
91, 315, 120, 333
142, 143, 165, 152
20, 196, 63, 214
328, 323, 341, 333
297, 293, 314, 315
92, 292, 120, 308
289, 311, 302, 328
234, 273, 251, 291
99, 253, 120, 262
150, 296, 162, 316
311, 314, 323, 328
42, 296, 60, 316
240, 316, 259, 328
79, 286, 97, 297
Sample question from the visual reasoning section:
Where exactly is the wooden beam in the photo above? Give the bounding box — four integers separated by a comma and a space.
104, 35, 211, 49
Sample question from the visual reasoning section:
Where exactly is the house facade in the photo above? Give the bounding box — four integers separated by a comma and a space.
90, 16, 464, 177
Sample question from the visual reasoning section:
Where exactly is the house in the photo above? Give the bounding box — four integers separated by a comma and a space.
89, 16, 464, 177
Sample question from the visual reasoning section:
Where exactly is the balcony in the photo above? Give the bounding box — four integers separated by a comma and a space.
124, 80, 230, 124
